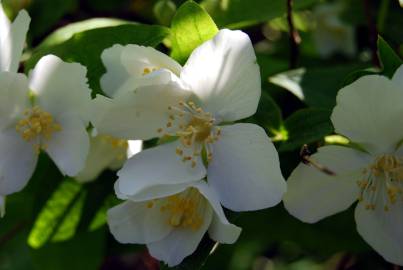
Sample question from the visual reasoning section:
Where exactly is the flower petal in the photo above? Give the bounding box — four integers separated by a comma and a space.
116, 141, 206, 197
208, 123, 286, 211
107, 200, 173, 244
392, 64, 403, 88
0, 128, 37, 196
45, 114, 89, 177
75, 135, 128, 183
355, 201, 403, 265
91, 80, 191, 140
283, 145, 370, 223
101, 44, 182, 97
180, 29, 260, 122
331, 75, 403, 154
195, 181, 241, 244
121, 45, 182, 77
0, 71, 29, 129
147, 203, 213, 267
29, 55, 92, 123
0, 8, 30, 72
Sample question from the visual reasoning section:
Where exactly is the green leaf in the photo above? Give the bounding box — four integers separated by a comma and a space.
377, 36, 403, 78
28, 179, 83, 249
28, 0, 78, 39
269, 65, 364, 109
201, 0, 318, 28
25, 24, 170, 95
280, 108, 333, 152
170, 0, 218, 64
250, 91, 284, 139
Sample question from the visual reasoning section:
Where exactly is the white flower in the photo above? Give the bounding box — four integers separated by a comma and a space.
0, 0, 30, 72
0, 55, 91, 201
91, 29, 286, 212
283, 65, 403, 266
313, 3, 355, 58
108, 180, 241, 267
75, 134, 142, 183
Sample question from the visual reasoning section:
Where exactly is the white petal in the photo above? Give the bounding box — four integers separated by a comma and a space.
195, 181, 241, 244
29, 55, 92, 123
121, 45, 182, 77
116, 141, 206, 197
107, 200, 173, 244
0, 128, 37, 196
331, 75, 403, 154
0, 8, 30, 72
0, 71, 29, 129
45, 114, 90, 177
0, 195, 5, 217
126, 140, 142, 158
147, 203, 213, 267
100, 44, 130, 97
120, 182, 193, 202
101, 44, 182, 97
355, 202, 403, 265
208, 123, 286, 211
180, 29, 260, 122
91, 80, 191, 140
392, 64, 403, 88
75, 135, 128, 183
283, 145, 370, 223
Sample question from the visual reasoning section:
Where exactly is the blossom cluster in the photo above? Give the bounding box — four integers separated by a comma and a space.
0, 2, 402, 267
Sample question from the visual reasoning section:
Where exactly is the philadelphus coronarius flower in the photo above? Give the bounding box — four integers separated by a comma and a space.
313, 3, 355, 58
0, 55, 92, 214
75, 134, 142, 183
92, 29, 286, 212
108, 180, 241, 266
284, 66, 403, 265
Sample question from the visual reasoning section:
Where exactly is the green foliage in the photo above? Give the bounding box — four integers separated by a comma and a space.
25, 23, 170, 95
28, 179, 84, 249
201, 0, 318, 28
280, 108, 333, 152
378, 35, 403, 78
170, 0, 218, 64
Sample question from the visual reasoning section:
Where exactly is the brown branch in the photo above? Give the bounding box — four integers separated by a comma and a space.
362, 0, 380, 67
0, 221, 27, 248
287, 0, 301, 69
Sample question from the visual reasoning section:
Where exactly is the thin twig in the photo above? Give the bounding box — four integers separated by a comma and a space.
362, 0, 380, 67
0, 221, 27, 248
286, 0, 301, 68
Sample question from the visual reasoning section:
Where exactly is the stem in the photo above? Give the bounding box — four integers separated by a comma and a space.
286, 0, 301, 69
377, 0, 390, 33
362, 0, 380, 67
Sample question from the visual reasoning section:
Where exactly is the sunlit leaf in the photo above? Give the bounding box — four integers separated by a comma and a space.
170, 0, 218, 64
28, 179, 83, 249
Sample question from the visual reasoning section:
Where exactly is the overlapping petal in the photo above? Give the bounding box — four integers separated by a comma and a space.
284, 145, 371, 223
0, 71, 29, 129
208, 123, 286, 211
0, 6, 30, 72
91, 80, 191, 140
29, 55, 92, 123
331, 75, 403, 154
355, 200, 403, 265
115, 141, 206, 197
180, 29, 260, 123
45, 113, 89, 177
0, 128, 37, 195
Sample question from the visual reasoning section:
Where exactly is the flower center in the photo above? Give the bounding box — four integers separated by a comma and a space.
15, 106, 62, 153
146, 188, 206, 230
142, 67, 159, 76
357, 154, 403, 211
101, 135, 128, 160
157, 101, 221, 168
